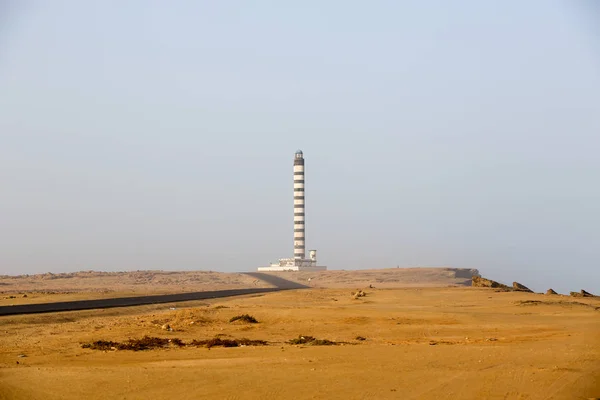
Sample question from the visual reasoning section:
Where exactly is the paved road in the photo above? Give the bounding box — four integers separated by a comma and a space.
0, 272, 306, 316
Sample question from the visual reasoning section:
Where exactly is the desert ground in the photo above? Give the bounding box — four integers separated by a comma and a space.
264, 267, 478, 288
0, 268, 474, 306
0, 270, 272, 306
0, 269, 598, 399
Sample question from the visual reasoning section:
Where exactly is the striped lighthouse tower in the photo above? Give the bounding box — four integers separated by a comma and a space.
257, 149, 326, 271
293, 150, 305, 260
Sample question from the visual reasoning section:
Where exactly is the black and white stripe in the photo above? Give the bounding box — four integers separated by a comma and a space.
293, 150, 305, 259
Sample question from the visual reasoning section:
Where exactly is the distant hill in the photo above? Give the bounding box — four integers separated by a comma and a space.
260, 267, 480, 288
0, 268, 480, 298
0, 270, 272, 295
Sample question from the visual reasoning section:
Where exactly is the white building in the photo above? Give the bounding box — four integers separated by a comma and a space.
258, 150, 327, 272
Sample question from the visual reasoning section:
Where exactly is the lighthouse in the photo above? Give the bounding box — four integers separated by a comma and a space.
293, 150, 305, 260
258, 150, 327, 272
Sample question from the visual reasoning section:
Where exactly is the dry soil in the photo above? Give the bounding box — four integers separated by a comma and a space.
1, 285, 598, 399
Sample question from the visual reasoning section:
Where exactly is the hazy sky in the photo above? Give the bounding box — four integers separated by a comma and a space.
1, 1, 599, 293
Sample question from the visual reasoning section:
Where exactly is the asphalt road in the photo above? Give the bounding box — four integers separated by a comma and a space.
0, 272, 307, 316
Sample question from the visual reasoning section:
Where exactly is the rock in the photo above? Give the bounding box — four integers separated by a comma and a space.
512, 282, 533, 293
570, 290, 594, 298
545, 289, 558, 295
455, 269, 481, 279
472, 276, 509, 289
22, 294, 28, 298
161, 324, 171, 331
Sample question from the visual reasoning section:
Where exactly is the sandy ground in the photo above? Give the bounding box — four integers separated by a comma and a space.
265, 267, 478, 288
0, 268, 476, 306
1, 287, 598, 399
0, 271, 271, 305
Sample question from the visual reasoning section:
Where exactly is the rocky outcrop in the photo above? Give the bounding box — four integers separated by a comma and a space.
512, 282, 533, 293
570, 290, 595, 298
545, 289, 558, 295
454, 269, 481, 279
472, 277, 538, 293
471, 276, 509, 289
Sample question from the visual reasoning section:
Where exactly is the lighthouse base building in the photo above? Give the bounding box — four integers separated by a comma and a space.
258, 150, 327, 272
257, 256, 327, 272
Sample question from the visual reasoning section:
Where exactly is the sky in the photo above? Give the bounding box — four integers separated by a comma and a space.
1, 1, 599, 293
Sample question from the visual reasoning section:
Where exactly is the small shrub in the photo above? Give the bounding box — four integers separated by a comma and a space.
312, 339, 337, 346
169, 338, 185, 347
229, 314, 258, 323
190, 337, 267, 348
81, 336, 268, 351
119, 336, 171, 351
288, 335, 338, 346
81, 340, 119, 351
81, 336, 182, 351
288, 335, 316, 345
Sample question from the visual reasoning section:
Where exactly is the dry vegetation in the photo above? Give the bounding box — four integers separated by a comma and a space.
81, 336, 267, 350
1, 283, 599, 399
287, 335, 341, 346
229, 314, 259, 323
